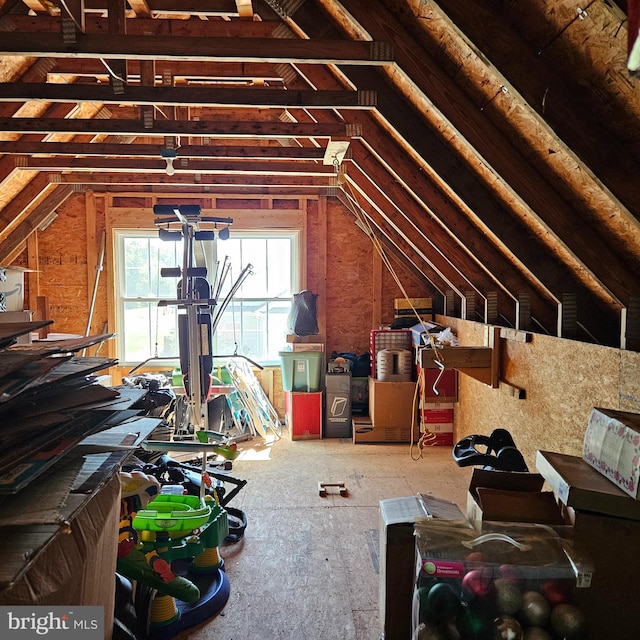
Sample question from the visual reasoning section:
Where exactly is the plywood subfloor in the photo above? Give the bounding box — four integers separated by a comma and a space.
173, 432, 472, 640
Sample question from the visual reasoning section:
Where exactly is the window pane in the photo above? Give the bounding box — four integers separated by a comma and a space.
267, 300, 292, 358
124, 238, 150, 297
239, 238, 266, 297
123, 300, 153, 362
117, 229, 296, 365
213, 299, 292, 362
266, 238, 291, 297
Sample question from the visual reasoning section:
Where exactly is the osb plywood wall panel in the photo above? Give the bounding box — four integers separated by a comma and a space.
36, 193, 91, 334
324, 198, 374, 357
439, 316, 640, 469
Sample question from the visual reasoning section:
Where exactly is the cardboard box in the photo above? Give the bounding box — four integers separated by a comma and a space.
0, 310, 34, 344
368, 377, 416, 429
353, 423, 413, 444
536, 450, 640, 520
419, 367, 458, 403
409, 321, 446, 348
569, 511, 640, 639
393, 298, 432, 317
352, 415, 414, 443
422, 422, 453, 446
0, 471, 120, 639
536, 449, 640, 638
352, 416, 374, 443
466, 468, 565, 526
0, 267, 27, 312
291, 342, 324, 352
379, 494, 463, 640
420, 402, 454, 423
582, 407, 640, 499
285, 333, 325, 343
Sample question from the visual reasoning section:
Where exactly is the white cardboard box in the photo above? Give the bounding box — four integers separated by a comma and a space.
582, 407, 640, 499
0, 268, 26, 312
379, 495, 463, 640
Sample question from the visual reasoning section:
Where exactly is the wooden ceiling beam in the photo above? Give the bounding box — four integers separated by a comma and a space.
0, 141, 330, 159
0, 117, 362, 138
0, 83, 377, 109
89, 0, 239, 16
46, 59, 289, 82
16, 155, 339, 175
2, 15, 280, 37
0, 174, 55, 240
320, 0, 638, 309
287, 71, 568, 326
0, 32, 394, 65
298, 104, 557, 331
19, 0, 241, 16
341, 167, 518, 324
428, 0, 640, 223
126, 0, 151, 18
342, 113, 559, 321
234, 0, 254, 19
49, 172, 336, 187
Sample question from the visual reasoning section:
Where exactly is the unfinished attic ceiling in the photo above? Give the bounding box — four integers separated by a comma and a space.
0, 0, 638, 349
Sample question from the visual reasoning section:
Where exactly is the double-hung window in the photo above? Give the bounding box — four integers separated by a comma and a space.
114, 228, 299, 367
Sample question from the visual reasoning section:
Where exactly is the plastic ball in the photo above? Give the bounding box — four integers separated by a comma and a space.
494, 578, 523, 615
540, 579, 572, 606
466, 551, 490, 566
417, 622, 448, 640
549, 603, 587, 639
417, 585, 432, 622
493, 615, 523, 640
426, 582, 462, 622
457, 607, 494, 640
498, 564, 525, 588
462, 566, 495, 600
519, 591, 551, 627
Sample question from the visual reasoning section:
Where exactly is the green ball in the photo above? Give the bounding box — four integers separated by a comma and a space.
426, 582, 462, 622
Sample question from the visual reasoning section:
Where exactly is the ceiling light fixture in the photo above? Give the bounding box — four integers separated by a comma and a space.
161, 148, 177, 176
323, 138, 351, 168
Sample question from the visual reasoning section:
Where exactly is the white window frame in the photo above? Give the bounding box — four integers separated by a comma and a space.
113, 227, 301, 367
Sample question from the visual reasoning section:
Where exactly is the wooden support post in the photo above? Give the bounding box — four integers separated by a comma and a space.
36, 296, 50, 338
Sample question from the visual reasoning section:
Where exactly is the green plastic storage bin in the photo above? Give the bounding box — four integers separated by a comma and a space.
279, 351, 324, 392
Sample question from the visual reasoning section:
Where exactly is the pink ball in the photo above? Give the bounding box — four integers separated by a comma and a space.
462, 566, 494, 599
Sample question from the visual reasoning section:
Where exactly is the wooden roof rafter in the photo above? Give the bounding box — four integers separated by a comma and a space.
0, 0, 636, 348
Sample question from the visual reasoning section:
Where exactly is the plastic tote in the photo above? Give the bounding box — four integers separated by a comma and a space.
279, 351, 324, 392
